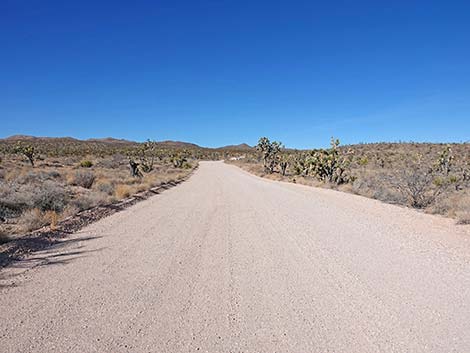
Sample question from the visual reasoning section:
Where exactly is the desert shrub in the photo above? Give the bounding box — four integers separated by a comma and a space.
457, 211, 470, 225
115, 184, 132, 199
72, 170, 95, 189
19, 209, 59, 232
392, 147, 461, 209
0, 182, 36, 219
60, 204, 80, 220
80, 160, 93, 168
390, 167, 440, 208
47, 170, 62, 179
0, 229, 9, 244
33, 181, 68, 212
389, 160, 457, 209
16, 170, 61, 184
95, 154, 125, 169
455, 194, 470, 224
352, 175, 403, 204
96, 181, 115, 195
72, 192, 108, 211
45, 210, 59, 229
19, 208, 49, 232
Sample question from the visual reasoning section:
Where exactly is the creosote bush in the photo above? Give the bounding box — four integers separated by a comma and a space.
390, 148, 458, 208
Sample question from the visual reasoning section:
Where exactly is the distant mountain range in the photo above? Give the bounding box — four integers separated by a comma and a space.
1, 135, 253, 150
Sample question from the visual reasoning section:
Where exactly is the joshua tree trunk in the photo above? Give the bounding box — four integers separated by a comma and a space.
129, 160, 142, 177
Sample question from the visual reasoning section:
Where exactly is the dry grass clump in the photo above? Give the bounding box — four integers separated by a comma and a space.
454, 194, 470, 224
114, 184, 133, 199
19, 209, 50, 232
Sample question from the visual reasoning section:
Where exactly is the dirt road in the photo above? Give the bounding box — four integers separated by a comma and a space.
1, 161, 470, 352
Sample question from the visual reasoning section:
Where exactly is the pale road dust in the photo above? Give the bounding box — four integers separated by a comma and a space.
1, 161, 470, 353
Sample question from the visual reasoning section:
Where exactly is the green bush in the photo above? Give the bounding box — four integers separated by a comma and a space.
80, 160, 93, 168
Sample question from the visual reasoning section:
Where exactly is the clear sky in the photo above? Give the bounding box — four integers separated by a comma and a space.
1, 1, 469, 148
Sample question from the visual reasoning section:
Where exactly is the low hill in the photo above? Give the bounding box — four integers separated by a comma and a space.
218, 143, 253, 150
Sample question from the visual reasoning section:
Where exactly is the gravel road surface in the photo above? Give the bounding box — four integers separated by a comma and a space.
1, 161, 470, 352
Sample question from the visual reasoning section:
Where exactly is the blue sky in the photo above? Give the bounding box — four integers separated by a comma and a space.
1, 0, 469, 148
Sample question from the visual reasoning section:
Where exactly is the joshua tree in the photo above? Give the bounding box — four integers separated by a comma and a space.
256, 137, 282, 173
307, 138, 351, 184
14, 143, 37, 167
278, 154, 289, 176
170, 151, 188, 168
291, 138, 353, 184
435, 145, 453, 175
129, 159, 142, 177
138, 139, 158, 173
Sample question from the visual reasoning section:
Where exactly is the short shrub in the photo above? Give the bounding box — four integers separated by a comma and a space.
0, 229, 9, 244
72, 171, 95, 189
16, 170, 62, 184
33, 181, 68, 212
80, 160, 93, 168
457, 211, 470, 225
20, 208, 49, 232
72, 192, 108, 211
0, 182, 34, 219
61, 204, 81, 219
96, 181, 115, 195
44, 210, 59, 230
